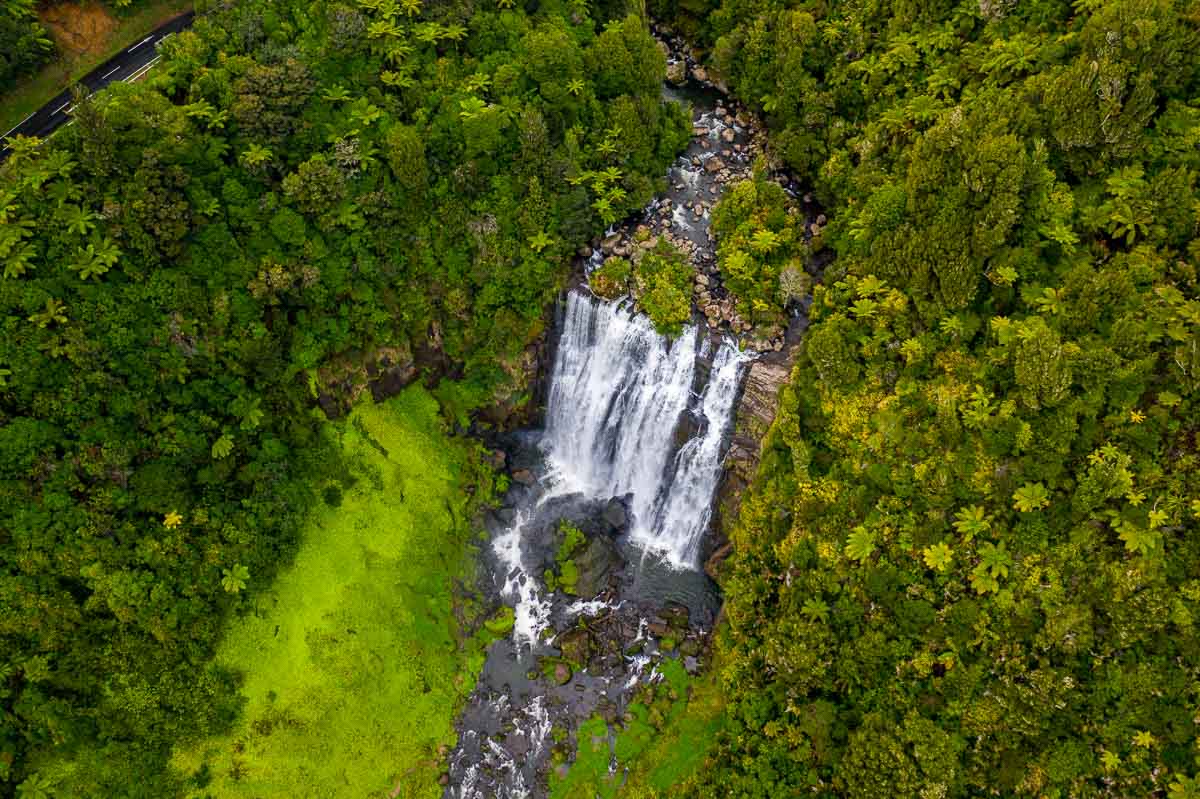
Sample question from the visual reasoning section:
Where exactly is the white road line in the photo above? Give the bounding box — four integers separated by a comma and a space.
54, 102, 69, 115
128, 34, 154, 52
124, 56, 161, 83
2, 113, 35, 138
102, 66, 121, 80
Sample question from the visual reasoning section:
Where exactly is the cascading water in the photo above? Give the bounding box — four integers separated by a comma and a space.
541, 290, 749, 569
449, 63, 773, 799
636, 340, 747, 566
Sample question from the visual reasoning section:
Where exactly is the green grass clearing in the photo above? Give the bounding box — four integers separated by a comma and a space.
170, 388, 490, 798
0, 0, 191, 134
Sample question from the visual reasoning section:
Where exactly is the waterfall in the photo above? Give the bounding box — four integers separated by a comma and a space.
541, 290, 749, 569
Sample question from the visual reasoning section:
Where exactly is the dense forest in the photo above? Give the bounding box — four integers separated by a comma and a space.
0, 0, 687, 792
647, 0, 1200, 796
3, 0, 1200, 794
0, 0, 55, 91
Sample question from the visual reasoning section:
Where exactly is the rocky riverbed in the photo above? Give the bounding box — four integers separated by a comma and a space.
442, 31, 821, 799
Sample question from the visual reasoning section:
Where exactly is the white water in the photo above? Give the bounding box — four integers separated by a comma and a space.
491, 507, 552, 646
489, 291, 747, 649
542, 290, 749, 569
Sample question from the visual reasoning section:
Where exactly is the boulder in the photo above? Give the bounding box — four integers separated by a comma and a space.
666, 61, 687, 85
721, 127, 736, 143
600, 232, 622, 255
553, 662, 572, 685
660, 603, 690, 631
704, 157, 724, 173
602, 498, 628, 530
511, 469, 535, 486
647, 620, 670, 638
691, 66, 708, 82
574, 535, 622, 597
556, 628, 591, 666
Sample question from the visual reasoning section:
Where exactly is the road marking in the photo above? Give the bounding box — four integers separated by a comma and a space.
128, 34, 154, 52
54, 102, 69, 115
3, 113, 35, 138
102, 66, 122, 80
124, 56, 161, 83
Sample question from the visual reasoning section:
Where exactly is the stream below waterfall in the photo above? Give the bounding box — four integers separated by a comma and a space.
445, 44, 779, 799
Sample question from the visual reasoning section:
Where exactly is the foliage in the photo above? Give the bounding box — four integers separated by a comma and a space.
551, 657, 713, 799
167, 389, 491, 798
590, 255, 632, 300
0, 0, 54, 92
632, 239, 695, 336
655, 0, 1200, 796
544, 519, 587, 595
709, 168, 808, 325
0, 0, 686, 791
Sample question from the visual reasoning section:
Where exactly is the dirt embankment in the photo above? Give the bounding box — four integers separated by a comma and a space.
39, 2, 120, 61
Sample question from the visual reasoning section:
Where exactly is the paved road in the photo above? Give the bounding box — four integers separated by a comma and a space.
0, 10, 195, 160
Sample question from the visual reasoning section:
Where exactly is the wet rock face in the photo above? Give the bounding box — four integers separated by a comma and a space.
573, 535, 621, 599
601, 498, 628, 531
736, 359, 793, 444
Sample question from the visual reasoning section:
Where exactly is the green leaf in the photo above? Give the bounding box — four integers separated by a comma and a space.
800, 598, 829, 623
952, 505, 991, 541
978, 541, 1012, 578
845, 526, 877, 562
212, 433, 235, 460
1117, 520, 1159, 556
221, 564, 250, 594
922, 542, 954, 572
1012, 482, 1051, 512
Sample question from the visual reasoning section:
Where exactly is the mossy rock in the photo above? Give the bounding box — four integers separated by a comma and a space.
484, 606, 515, 636
556, 627, 592, 667
591, 257, 631, 300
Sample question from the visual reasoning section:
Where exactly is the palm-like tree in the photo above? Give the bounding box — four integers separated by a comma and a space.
349, 100, 384, 127
368, 19, 402, 39
465, 72, 491, 93
384, 42, 414, 64
381, 70, 415, 89
27, 298, 67, 328
70, 238, 120, 280
240, 143, 274, 170
458, 96, 487, 120
62, 204, 98, 236
441, 23, 467, 42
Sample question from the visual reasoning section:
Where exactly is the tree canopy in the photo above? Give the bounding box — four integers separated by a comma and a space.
648, 0, 1200, 796
0, 0, 687, 792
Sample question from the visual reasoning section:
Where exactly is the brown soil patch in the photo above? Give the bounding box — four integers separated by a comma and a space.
39, 2, 119, 60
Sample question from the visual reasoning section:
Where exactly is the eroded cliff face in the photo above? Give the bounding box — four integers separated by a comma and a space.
708, 351, 796, 578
